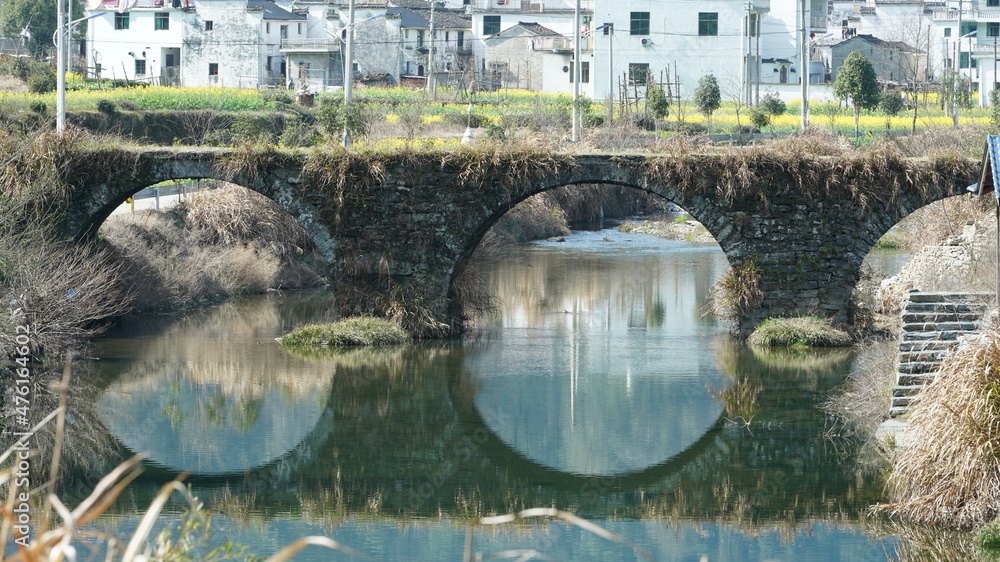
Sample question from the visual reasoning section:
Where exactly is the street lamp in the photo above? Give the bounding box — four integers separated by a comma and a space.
341, 7, 384, 147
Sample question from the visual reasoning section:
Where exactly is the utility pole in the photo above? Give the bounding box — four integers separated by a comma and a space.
343, 0, 356, 147
56, 0, 66, 136
427, 0, 436, 98
743, 1, 751, 106
800, 0, 808, 131
955, 0, 963, 127
571, 0, 581, 142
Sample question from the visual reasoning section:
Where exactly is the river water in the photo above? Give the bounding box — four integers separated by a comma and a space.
54, 226, 912, 560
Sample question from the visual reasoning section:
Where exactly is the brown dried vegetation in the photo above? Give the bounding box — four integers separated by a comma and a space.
875, 324, 1000, 528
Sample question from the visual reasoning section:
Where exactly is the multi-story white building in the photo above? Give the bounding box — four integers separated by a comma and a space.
87, 0, 307, 87
931, 0, 1000, 106
589, 0, 826, 105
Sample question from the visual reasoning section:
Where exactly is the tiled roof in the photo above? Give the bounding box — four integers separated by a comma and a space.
248, 0, 307, 21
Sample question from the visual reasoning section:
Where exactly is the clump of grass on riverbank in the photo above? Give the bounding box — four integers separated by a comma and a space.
876, 324, 1000, 528
747, 317, 853, 347
704, 260, 763, 319
278, 317, 409, 348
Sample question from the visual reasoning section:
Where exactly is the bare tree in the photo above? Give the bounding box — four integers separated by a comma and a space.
882, 4, 939, 132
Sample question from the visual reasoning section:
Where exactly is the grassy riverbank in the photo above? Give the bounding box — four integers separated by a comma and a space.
100, 183, 327, 311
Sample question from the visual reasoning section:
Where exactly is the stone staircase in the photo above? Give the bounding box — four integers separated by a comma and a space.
889, 292, 993, 418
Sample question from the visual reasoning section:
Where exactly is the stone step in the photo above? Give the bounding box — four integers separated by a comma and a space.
901, 321, 981, 332
902, 311, 986, 322
902, 331, 968, 342
898, 340, 961, 352
892, 384, 926, 398
898, 349, 950, 363
895, 372, 937, 387
897, 361, 940, 374
891, 393, 918, 406
903, 302, 991, 314
889, 406, 909, 418
906, 292, 994, 304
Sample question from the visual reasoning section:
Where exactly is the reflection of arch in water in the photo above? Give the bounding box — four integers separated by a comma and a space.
94, 295, 343, 476
447, 364, 730, 490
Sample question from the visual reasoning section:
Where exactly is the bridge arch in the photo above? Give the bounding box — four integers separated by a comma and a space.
65, 154, 337, 264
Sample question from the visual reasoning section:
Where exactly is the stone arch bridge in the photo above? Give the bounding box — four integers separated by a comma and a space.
62, 147, 977, 336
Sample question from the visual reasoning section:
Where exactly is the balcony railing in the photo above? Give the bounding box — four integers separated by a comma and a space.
934, 8, 1000, 21
530, 36, 592, 52
474, 0, 594, 11
973, 36, 1000, 55
281, 38, 340, 52
98, 0, 190, 9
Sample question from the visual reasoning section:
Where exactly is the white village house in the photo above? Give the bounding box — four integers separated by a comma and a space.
86, 0, 310, 87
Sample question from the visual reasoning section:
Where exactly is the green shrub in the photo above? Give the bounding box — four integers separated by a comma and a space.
979, 519, 1000, 551
668, 121, 708, 135
96, 99, 117, 115
279, 116, 322, 147
879, 92, 905, 116
29, 100, 46, 115
278, 316, 410, 347
261, 89, 294, 105
747, 317, 853, 347
749, 109, 769, 131
205, 113, 279, 145
26, 68, 56, 94
316, 98, 375, 140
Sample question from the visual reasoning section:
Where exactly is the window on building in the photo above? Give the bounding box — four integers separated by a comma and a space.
945, 27, 951, 37
266, 56, 272, 71
205, 20, 214, 31
165, 53, 175, 67
115, 13, 129, 30
155, 12, 169, 30
298, 23, 303, 34
209, 63, 219, 76
280, 25, 288, 39
960, 52, 978, 68
628, 62, 649, 85
699, 12, 718, 36
135, 59, 146, 75
603, 22, 613, 35
990, 22, 1000, 36
266, 22, 271, 34
630, 12, 649, 35
961, 22, 976, 36
483, 15, 501, 35
458, 31, 465, 48
445, 31, 450, 42
990, 0, 1000, 7
569, 61, 590, 83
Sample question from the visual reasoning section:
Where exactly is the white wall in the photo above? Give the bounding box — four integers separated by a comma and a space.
591, 0, 747, 101
89, 8, 185, 82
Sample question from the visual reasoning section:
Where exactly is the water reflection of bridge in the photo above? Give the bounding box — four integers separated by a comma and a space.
85, 334, 877, 523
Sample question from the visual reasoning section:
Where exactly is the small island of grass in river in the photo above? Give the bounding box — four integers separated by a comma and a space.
277, 316, 410, 348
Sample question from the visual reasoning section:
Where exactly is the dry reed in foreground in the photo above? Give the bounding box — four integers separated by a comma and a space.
875, 323, 1000, 528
